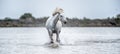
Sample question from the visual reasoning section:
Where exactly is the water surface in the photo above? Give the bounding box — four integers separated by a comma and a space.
0, 27, 120, 54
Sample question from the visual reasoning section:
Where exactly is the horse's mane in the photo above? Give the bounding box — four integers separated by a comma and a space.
52, 7, 64, 16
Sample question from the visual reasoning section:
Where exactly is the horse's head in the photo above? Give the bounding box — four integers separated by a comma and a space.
52, 7, 67, 24
59, 14, 67, 24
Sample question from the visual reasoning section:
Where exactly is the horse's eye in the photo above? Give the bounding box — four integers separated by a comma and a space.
60, 15, 63, 17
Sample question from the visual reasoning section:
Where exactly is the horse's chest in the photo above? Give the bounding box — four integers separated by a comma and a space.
46, 19, 62, 33
52, 30, 57, 33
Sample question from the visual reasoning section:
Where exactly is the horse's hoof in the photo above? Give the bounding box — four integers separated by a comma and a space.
57, 40, 61, 43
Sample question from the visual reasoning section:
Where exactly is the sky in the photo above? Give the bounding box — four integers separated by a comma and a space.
0, 0, 120, 19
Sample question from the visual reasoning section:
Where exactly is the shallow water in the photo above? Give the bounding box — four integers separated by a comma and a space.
0, 27, 120, 54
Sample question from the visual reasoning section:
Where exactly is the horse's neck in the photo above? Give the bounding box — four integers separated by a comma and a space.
54, 14, 59, 23
52, 13, 60, 28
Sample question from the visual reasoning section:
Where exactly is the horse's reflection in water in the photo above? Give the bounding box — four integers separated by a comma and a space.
46, 8, 67, 44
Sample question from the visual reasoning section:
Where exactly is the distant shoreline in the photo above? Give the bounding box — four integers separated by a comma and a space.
0, 13, 120, 27
0, 18, 120, 27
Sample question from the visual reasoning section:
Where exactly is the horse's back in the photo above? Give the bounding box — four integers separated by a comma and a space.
46, 17, 53, 28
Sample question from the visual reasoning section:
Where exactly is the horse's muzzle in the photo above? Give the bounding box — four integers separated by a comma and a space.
64, 22, 67, 24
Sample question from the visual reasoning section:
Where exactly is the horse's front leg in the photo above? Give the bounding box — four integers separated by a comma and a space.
48, 30, 53, 43
56, 31, 61, 43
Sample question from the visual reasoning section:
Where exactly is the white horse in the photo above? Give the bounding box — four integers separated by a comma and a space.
46, 12, 67, 43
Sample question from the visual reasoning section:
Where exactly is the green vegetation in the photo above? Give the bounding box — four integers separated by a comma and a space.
20, 13, 35, 19
115, 14, 120, 24
4, 17, 12, 21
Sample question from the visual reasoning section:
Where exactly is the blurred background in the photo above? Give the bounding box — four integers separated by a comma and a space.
0, 0, 120, 27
